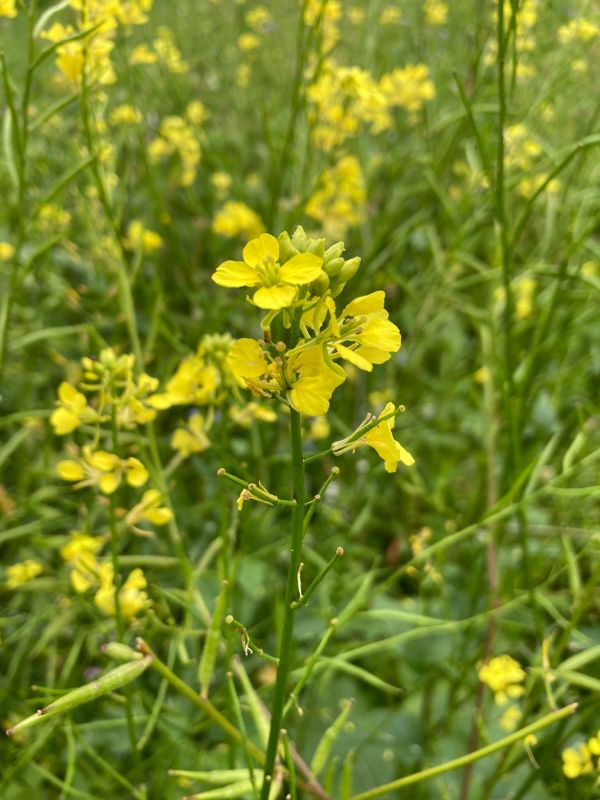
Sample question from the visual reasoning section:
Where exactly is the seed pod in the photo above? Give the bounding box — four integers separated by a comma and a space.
198, 580, 229, 698
185, 779, 256, 799
277, 231, 299, 263
310, 698, 355, 778
6, 657, 153, 736
101, 642, 143, 662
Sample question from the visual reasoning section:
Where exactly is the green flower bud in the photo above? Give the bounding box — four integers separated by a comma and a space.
324, 242, 345, 262
277, 231, 299, 263
309, 272, 330, 296
337, 256, 361, 283
291, 225, 309, 250
307, 238, 326, 258
323, 257, 345, 277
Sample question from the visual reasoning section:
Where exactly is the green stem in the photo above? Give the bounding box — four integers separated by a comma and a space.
348, 704, 577, 800
260, 408, 306, 799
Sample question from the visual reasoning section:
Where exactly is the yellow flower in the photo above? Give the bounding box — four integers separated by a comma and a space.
212, 232, 325, 310
380, 7, 401, 24
95, 564, 149, 618
238, 32, 260, 51
126, 489, 173, 529
379, 64, 435, 114
186, 100, 209, 125
424, 0, 448, 25
333, 402, 414, 472
6, 560, 43, 589
153, 26, 189, 73
129, 43, 158, 64
246, 5, 272, 31
171, 413, 211, 457
50, 381, 102, 435
329, 291, 402, 372
56, 447, 148, 495
149, 356, 219, 409
562, 743, 594, 779
229, 402, 277, 427
227, 338, 269, 385
286, 345, 346, 416
212, 201, 265, 239
123, 220, 163, 252
499, 704, 522, 732
478, 654, 526, 705
109, 104, 142, 125
211, 171, 232, 195
0, 241, 14, 260
0, 0, 17, 17
60, 532, 103, 593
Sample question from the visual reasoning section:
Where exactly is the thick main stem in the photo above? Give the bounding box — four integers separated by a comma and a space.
260, 408, 305, 799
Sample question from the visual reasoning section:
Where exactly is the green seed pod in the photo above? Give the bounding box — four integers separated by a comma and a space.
324, 241, 345, 262
310, 698, 354, 778
186, 779, 256, 799
101, 642, 143, 662
309, 272, 330, 296
323, 257, 345, 277
277, 231, 299, 263
198, 580, 229, 698
337, 256, 361, 283
6, 657, 152, 736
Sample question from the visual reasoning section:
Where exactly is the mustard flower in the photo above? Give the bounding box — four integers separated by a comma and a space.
126, 489, 173, 531
212, 233, 325, 310
109, 104, 142, 125
478, 654, 526, 705
129, 43, 157, 64
95, 564, 149, 618
212, 201, 265, 239
332, 403, 414, 472
123, 220, 163, 253
6, 560, 43, 589
57, 447, 149, 495
60, 532, 104, 593
286, 345, 346, 416
171, 413, 211, 457
148, 356, 219, 409
50, 382, 103, 435
0, 0, 17, 17
0, 242, 14, 260
562, 743, 594, 779
330, 291, 402, 371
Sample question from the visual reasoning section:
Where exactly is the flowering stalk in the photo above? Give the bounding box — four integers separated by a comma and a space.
260, 404, 306, 799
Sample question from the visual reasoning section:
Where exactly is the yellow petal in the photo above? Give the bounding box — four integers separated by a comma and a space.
227, 338, 268, 379
147, 393, 173, 410
356, 318, 401, 354
144, 507, 174, 525
342, 291, 386, 317
288, 376, 335, 416
57, 460, 86, 481
58, 381, 86, 410
50, 407, 80, 435
253, 284, 297, 309
99, 472, 120, 494
279, 253, 324, 285
212, 259, 259, 287
334, 343, 373, 372
89, 450, 120, 472
242, 233, 279, 266
125, 457, 149, 487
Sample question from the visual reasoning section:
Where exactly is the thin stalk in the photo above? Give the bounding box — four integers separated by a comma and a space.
260, 408, 306, 799
348, 704, 577, 800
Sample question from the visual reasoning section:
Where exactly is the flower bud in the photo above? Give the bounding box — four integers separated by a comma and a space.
324, 242, 345, 262
277, 231, 299, 263
306, 238, 326, 258
309, 272, 330, 296
323, 257, 345, 277
337, 256, 361, 283
291, 225, 309, 250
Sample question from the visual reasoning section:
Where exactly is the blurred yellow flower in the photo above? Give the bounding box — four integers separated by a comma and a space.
0, 0, 17, 18
212, 200, 264, 239
6, 560, 43, 589
0, 242, 14, 260
95, 564, 149, 618
171, 413, 211, 457
478, 654, 526, 705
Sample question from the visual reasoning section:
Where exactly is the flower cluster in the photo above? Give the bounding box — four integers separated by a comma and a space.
148, 102, 207, 187
306, 155, 366, 240
213, 226, 414, 474
562, 731, 600, 780
478, 654, 527, 731
212, 201, 265, 240
39, 0, 153, 85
